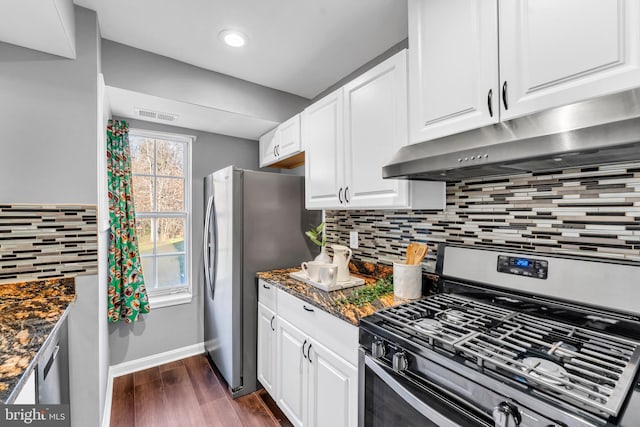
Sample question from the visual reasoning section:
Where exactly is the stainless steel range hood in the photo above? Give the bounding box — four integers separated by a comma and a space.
383, 88, 640, 181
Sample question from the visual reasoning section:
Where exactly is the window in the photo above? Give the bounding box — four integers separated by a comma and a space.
130, 129, 193, 306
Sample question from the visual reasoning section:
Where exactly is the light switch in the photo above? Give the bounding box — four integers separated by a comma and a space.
350, 231, 358, 249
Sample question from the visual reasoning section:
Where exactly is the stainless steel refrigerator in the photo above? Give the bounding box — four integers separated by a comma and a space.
203, 166, 320, 398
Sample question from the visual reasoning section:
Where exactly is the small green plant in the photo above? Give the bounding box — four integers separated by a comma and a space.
305, 222, 326, 247
335, 276, 394, 307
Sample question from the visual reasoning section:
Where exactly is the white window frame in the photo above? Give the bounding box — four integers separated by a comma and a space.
130, 128, 194, 308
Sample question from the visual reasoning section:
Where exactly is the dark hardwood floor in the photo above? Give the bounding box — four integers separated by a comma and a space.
110, 354, 293, 427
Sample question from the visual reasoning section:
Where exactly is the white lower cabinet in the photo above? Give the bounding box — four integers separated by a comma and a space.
13, 369, 36, 404
307, 339, 358, 427
257, 302, 277, 398
276, 316, 309, 427
257, 281, 359, 427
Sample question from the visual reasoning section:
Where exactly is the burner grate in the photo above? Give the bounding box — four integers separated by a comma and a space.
375, 294, 513, 346
370, 294, 640, 418
455, 312, 640, 417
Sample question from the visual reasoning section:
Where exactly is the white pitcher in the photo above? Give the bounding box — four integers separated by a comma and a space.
331, 244, 352, 282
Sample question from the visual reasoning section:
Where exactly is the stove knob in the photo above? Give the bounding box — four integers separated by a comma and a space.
371, 341, 386, 358
492, 401, 521, 427
392, 352, 408, 372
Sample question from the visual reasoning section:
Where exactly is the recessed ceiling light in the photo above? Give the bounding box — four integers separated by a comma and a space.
219, 29, 247, 48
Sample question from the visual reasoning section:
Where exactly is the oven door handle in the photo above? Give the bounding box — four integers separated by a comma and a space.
364, 355, 468, 427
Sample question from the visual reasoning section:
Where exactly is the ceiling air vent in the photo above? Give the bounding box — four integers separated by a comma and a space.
134, 108, 178, 122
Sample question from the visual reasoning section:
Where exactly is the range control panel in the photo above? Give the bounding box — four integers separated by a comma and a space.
497, 255, 548, 280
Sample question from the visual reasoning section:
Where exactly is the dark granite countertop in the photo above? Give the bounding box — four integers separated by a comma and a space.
257, 262, 430, 326
0, 278, 75, 404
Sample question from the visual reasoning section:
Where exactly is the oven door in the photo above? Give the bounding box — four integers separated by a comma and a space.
359, 350, 492, 427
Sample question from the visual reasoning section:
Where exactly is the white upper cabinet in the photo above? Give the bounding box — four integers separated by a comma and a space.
303, 90, 344, 209
259, 127, 278, 167
409, 0, 640, 143
304, 51, 445, 210
409, 0, 499, 143
499, 0, 640, 120
278, 115, 302, 158
344, 50, 411, 208
259, 114, 304, 168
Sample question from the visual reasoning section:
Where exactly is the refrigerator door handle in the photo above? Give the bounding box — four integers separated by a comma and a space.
210, 194, 219, 298
203, 195, 215, 298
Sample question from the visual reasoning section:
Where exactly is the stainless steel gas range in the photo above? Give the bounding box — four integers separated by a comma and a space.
358, 244, 640, 426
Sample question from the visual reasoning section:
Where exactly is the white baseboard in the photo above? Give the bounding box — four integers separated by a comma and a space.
101, 342, 205, 427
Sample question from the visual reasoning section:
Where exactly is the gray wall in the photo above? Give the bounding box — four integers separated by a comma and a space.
0, 7, 106, 427
102, 40, 310, 123
0, 11, 99, 204
311, 38, 408, 103
108, 118, 261, 364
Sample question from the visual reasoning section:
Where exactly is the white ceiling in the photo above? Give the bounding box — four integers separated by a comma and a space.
75, 0, 408, 99
0, 0, 76, 58
107, 86, 280, 140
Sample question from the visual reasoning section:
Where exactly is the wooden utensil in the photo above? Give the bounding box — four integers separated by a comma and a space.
406, 243, 428, 265
406, 242, 417, 264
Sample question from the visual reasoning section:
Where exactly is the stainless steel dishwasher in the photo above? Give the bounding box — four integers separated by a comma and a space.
37, 317, 69, 404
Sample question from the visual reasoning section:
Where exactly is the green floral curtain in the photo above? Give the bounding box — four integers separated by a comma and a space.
107, 119, 151, 323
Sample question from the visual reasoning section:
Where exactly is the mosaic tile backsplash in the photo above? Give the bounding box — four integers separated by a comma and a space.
325, 163, 640, 272
0, 204, 98, 282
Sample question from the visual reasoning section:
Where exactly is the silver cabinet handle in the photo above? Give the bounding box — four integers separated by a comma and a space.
338, 187, 343, 204
502, 81, 509, 110
487, 89, 493, 117
307, 343, 313, 363
270, 315, 275, 332
302, 339, 308, 359
303, 305, 315, 312
43, 345, 60, 380
345, 186, 350, 204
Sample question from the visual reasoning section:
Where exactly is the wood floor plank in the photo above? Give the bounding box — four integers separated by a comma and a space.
110, 354, 293, 427
230, 393, 279, 427
133, 379, 168, 427
160, 365, 207, 426
199, 397, 244, 427
257, 389, 294, 427
133, 367, 160, 387
183, 355, 227, 404
110, 375, 135, 427
158, 360, 183, 372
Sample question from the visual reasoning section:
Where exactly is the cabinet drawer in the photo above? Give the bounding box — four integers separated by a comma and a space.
258, 279, 277, 311
277, 289, 358, 366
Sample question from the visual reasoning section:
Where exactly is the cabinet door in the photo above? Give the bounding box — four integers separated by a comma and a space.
343, 50, 411, 209
303, 90, 344, 209
13, 369, 36, 404
499, 0, 640, 120
278, 115, 302, 158
276, 317, 308, 427
257, 303, 277, 398
307, 340, 358, 427
408, 0, 499, 143
259, 127, 278, 167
